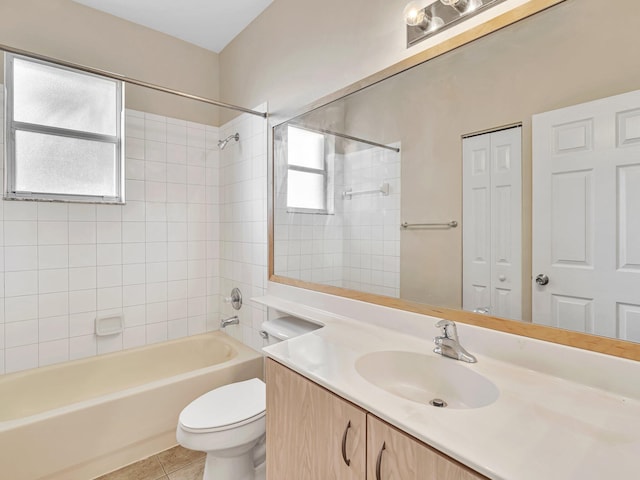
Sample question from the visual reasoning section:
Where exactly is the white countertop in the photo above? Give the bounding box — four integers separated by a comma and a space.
254, 295, 640, 480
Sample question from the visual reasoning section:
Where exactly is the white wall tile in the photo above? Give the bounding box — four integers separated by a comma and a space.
122, 264, 145, 285
68, 204, 96, 221
5, 344, 38, 373
97, 287, 122, 311
126, 180, 145, 201
37, 203, 68, 221
122, 243, 145, 264
0, 111, 224, 375
5, 221, 38, 246
97, 333, 123, 355
69, 244, 96, 268
125, 158, 145, 180
69, 222, 97, 244
97, 265, 122, 288
123, 305, 146, 327
146, 322, 167, 344
146, 302, 168, 323
39, 339, 70, 367
97, 244, 122, 266
38, 245, 69, 270
69, 267, 97, 291
168, 318, 188, 340
5, 270, 38, 297
39, 269, 69, 294
122, 222, 145, 243
122, 201, 145, 222
123, 284, 146, 306
5, 295, 38, 323
4, 202, 38, 221
38, 221, 69, 245
123, 326, 146, 349
69, 290, 97, 315
69, 334, 96, 360
39, 315, 69, 342
97, 222, 122, 243
5, 246, 38, 271
5, 320, 38, 348
39, 292, 69, 317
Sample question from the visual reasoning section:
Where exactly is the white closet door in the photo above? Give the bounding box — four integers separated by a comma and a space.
463, 134, 492, 314
532, 89, 640, 341
463, 127, 522, 319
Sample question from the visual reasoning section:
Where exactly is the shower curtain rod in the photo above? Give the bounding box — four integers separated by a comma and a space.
290, 123, 400, 153
0, 43, 268, 118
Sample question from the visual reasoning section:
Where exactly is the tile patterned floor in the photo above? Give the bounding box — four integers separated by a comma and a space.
94, 445, 205, 480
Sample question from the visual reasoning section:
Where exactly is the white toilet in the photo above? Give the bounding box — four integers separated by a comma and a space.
176, 315, 320, 480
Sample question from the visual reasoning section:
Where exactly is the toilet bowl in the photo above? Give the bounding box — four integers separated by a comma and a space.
177, 315, 321, 480
176, 378, 266, 480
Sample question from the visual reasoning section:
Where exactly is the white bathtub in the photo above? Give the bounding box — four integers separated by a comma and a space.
0, 332, 263, 480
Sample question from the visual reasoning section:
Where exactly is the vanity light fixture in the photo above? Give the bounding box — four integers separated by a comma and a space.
404, 0, 506, 48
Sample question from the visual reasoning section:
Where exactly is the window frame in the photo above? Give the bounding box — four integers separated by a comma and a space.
4, 53, 125, 204
286, 125, 334, 215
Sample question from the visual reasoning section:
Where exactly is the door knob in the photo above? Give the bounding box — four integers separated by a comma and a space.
473, 307, 490, 314
535, 274, 549, 286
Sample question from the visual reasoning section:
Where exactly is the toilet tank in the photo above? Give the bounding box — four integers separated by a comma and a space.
260, 316, 321, 345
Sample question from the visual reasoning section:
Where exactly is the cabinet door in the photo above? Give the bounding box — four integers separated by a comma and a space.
367, 415, 487, 480
266, 358, 366, 480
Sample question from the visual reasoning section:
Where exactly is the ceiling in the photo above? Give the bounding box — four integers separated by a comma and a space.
72, 0, 273, 53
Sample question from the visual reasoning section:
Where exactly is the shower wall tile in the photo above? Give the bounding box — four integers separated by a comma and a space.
0, 97, 221, 374
218, 104, 268, 352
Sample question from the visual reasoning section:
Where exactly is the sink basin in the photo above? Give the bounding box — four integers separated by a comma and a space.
355, 351, 499, 409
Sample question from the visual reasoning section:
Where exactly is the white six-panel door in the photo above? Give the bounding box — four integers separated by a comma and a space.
533, 90, 640, 342
463, 127, 522, 320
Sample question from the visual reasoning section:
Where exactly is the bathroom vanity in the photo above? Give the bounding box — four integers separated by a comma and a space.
257, 295, 640, 480
266, 358, 485, 479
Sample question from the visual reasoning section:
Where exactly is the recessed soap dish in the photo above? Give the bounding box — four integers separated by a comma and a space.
95, 315, 123, 336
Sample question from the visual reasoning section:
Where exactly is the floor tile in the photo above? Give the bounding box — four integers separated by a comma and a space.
157, 445, 206, 474
95, 456, 166, 480
167, 458, 205, 480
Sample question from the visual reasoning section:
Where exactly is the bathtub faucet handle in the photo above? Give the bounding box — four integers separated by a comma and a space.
220, 315, 240, 329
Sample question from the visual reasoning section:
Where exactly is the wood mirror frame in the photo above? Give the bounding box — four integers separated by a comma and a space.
267, 0, 640, 362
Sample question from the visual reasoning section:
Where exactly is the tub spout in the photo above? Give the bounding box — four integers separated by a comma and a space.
220, 315, 239, 329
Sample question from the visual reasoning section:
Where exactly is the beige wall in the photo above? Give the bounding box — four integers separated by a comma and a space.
0, 0, 221, 125
218, 0, 532, 122
255, 0, 640, 321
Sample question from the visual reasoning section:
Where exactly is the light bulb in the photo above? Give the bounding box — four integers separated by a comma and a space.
440, 0, 483, 14
403, 2, 426, 26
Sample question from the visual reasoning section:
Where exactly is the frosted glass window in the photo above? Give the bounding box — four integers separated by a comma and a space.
15, 131, 117, 197
288, 126, 324, 169
286, 125, 329, 212
287, 170, 326, 210
13, 58, 117, 136
5, 53, 123, 202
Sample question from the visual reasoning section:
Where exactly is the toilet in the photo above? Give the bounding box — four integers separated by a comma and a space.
176, 315, 320, 480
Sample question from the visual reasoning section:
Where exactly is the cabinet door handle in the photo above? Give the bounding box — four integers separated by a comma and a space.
375, 441, 386, 480
341, 420, 352, 466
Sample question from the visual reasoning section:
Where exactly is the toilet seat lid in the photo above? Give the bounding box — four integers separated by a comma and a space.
179, 378, 265, 431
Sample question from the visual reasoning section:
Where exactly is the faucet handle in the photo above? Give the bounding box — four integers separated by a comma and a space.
435, 319, 458, 341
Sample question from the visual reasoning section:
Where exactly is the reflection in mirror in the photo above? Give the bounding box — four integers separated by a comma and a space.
272, 0, 640, 345
274, 122, 401, 297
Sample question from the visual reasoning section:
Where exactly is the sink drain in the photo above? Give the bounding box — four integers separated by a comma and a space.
429, 398, 447, 408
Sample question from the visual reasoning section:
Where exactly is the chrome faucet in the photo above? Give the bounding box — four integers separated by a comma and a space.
220, 315, 239, 329
433, 320, 477, 363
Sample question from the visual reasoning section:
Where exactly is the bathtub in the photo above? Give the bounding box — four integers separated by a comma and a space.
0, 332, 263, 480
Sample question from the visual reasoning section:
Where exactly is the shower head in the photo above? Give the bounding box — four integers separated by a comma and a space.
218, 132, 239, 150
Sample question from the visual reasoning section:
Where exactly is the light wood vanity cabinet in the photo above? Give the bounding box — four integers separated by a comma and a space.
266, 358, 367, 479
266, 359, 487, 480
367, 415, 487, 480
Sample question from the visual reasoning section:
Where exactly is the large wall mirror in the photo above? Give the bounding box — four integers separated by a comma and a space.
269, 0, 640, 360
